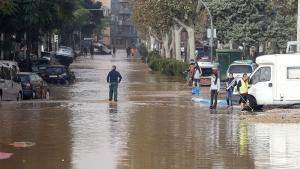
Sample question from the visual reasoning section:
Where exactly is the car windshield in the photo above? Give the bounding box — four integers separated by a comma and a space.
19, 75, 30, 82
46, 67, 64, 75
229, 65, 252, 74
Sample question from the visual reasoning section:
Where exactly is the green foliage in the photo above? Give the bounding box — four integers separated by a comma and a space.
210, 0, 297, 52
141, 51, 188, 76
138, 44, 148, 60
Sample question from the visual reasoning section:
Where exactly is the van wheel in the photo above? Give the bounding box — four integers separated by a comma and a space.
248, 95, 262, 110
17, 92, 22, 101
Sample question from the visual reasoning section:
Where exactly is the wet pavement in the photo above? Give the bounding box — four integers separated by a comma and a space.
1, 50, 300, 169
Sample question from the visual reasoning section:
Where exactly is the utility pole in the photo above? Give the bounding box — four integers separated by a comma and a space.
199, 0, 214, 63
297, 0, 300, 52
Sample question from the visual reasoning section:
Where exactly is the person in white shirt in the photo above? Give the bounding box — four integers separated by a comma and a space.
192, 64, 202, 87
210, 72, 220, 109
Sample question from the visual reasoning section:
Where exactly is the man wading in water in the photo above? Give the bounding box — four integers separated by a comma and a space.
107, 65, 122, 102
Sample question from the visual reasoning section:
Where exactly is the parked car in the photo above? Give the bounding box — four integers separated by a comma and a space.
227, 60, 254, 79
42, 65, 75, 85
0, 63, 23, 101
197, 61, 219, 86
248, 54, 300, 109
31, 58, 51, 76
55, 46, 74, 66
93, 43, 111, 54
18, 72, 50, 100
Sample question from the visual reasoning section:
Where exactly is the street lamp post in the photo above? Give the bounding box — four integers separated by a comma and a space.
199, 0, 214, 63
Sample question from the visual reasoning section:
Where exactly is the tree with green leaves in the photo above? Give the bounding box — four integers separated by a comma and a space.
210, 0, 297, 55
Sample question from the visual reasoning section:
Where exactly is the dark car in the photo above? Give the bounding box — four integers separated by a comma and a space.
42, 65, 75, 85
18, 72, 50, 100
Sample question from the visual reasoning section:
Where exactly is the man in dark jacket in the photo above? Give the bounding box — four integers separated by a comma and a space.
107, 65, 122, 101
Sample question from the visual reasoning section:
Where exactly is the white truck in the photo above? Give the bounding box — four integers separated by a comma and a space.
247, 54, 300, 109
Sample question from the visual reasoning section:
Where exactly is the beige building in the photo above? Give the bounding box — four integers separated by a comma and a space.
98, 0, 111, 46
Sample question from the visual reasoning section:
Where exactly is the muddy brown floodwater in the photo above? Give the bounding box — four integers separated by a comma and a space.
1, 50, 300, 169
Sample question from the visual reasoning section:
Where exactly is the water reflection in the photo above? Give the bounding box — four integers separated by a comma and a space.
0, 102, 72, 169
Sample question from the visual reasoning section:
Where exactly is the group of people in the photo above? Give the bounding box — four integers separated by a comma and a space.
188, 59, 250, 111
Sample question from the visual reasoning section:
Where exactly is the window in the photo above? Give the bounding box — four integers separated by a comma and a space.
30, 74, 37, 81
251, 69, 261, 85
20, 75, 30, 83
3, 67, 11, 80
201, 68, 212, 77
287, 67, 300, 79
0, 67, 4, 79
11, 69, 17, 81
228, 65, 253, 74
250, 67, 271, 85
260, 67, 271, 81
35, 74, 42, 81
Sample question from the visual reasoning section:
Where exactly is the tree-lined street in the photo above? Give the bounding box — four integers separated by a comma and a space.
0, 52, 299, 169
2, 0, 300, 168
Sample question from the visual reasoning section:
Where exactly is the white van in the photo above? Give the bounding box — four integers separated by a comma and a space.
0, 63, 23, 101
248, 54, 300, 108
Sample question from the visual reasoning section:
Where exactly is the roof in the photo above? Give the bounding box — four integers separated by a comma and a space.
256, 54, 300, 65
233, 60, 253, 64
0, 60, 18, 65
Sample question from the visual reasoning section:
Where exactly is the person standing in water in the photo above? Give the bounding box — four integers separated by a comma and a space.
107, 65, 122, 102
112, 47, 116, 56
237, 73, 249, 111
210, 71, 220, 109
192, 63, 202, 87
225, 73, 236, 108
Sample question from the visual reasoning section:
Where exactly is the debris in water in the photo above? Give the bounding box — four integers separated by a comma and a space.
9, 142, 36, 148
0, 152, 13, 160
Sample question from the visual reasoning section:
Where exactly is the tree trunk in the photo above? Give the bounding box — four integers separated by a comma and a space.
186, 27, 195, 60
173, 17, 195, 61
163, 33, 171, 59
174, 26, 183, 60
160, 42, 165, 57
150, 36, 155, 52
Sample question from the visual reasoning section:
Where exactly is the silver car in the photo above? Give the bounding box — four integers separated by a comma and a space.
0, 64, 23, 101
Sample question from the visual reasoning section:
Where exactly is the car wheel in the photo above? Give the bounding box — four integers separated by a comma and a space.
45, 90, 50, 100
17, 92, 22, 101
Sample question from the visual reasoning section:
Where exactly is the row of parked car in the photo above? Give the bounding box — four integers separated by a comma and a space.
0, 57, 75, 101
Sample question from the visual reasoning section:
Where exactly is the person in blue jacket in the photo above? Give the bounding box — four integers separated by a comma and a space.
107, 65, 122, 101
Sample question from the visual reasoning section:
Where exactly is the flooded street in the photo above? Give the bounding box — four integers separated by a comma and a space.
1, 51, 300, 169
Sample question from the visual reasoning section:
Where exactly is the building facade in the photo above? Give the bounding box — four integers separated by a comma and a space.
98, 0, 111, 46
111, 0, 138, 49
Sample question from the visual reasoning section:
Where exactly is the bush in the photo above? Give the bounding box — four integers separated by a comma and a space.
147, 54, 188, 76
138, 44, 148, 59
